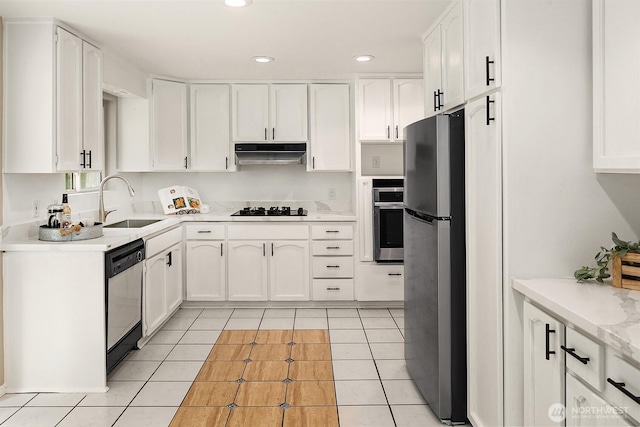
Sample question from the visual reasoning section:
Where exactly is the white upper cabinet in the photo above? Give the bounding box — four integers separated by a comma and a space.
393, 79, 424, 141
358, 78, 423, 141
232, 83, 307, 142
423, 27, 443, 118
82, 42, 104, 171
423, 1, 465, 116
56, 28, 83, 172
270, 84, 308, 142
4, 21, 103, 173
358, 79, 392, 141
440, 1, 465, 111
151, 79, 188, 171
190, 84, 232, 171
308, 84, 351, 171
231, 84, 269, 142
593, 0, 640, 173
464, 0, 501, 100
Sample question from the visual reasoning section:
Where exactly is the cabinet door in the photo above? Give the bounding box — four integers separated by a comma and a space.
464, 0, 501, 100
56, 27, 83, 172
186, 241, 226, 301
566, 373, 608, 427
165, 243, 183, 314
232, 84, 269, 142
82, 42, 103, 171
593, 0, 640, 172
441, 1, 465, 111
358, 79, 392, 141
151, 79, 188, 170
270, 84, 308, 142
144, 253, 168, 336
393, 79, 424, 141
269, 240, 310, 301
227, 241, 268, 301
465, 94, 503, 427
309, 84, 351, 171
190, 84, 232, 171
423, 27, 443, 118
523, 301, 565, 427
357, 178, 374, 261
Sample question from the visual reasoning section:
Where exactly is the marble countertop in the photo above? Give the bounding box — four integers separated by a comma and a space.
0, 210, 357, 252
513, 278, 640, 365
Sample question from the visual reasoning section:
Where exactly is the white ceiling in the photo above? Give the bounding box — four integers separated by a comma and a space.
0, 0, 451, 80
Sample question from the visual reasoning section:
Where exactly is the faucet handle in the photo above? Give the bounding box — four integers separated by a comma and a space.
104, 208, 117, 222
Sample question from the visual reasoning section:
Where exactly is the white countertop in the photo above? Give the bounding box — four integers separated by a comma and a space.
513, 278, 640, 365
0, 211, 357, 252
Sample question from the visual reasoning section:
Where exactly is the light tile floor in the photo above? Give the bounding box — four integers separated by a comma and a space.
0, 307, 446, 427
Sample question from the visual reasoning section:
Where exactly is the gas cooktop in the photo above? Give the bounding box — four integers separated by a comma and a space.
231, 206, 308, 217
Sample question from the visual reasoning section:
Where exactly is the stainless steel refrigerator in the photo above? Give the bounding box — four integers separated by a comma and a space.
403, 111, 467, 424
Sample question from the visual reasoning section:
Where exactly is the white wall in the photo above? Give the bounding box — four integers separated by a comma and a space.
140, 169, 353, 210
501, 1, 640, 425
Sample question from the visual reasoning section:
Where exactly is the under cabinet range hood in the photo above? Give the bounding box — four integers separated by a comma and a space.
234, 143, 307, 165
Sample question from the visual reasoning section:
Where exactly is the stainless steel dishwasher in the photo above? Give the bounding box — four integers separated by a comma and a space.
105, 239, 145, 373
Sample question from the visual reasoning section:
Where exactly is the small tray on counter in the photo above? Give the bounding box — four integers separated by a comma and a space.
38, 223, 103, 242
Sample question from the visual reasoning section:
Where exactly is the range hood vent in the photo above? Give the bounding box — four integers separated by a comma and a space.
235, 143, 307, 165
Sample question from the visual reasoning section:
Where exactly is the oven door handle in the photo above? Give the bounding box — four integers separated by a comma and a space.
373, 202, 405, 209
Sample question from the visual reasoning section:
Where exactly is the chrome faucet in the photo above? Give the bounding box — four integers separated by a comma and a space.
99, 174, 136, 224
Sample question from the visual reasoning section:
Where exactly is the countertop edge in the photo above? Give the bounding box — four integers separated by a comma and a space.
512, 278, 640, 365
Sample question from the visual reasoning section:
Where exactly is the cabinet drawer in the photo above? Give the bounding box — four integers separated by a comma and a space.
358, 264, 404, 301
604, 350, 640, 423
312, 240, 354, 256
146, 227, 182, 258
312, 257, 354, 278
185, 224, 225, 240
311, 224, 353, 240
313, 279, 354, 300
228, 224, 309, 240
564, 327, 604, 391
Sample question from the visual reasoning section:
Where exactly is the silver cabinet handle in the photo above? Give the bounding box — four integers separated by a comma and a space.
326, 287, 341, 291
272, 128, 275, 140
395, 125, 399, 139
325, 230, 339, 233
221, 243, 223, 256
225, 157, 229, 170
264, 128, 267, 140
197, 230, 212, 234
326, 265, 340, 268
263, 243, 266, 256
271, 242, 274, 256
388, 273, 402, 276
326, 246, 340, 249
387, 125, 390, 139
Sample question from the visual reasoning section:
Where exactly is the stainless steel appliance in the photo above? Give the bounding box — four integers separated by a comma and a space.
403, 112, 467, 423
234, 143, 307, 165
105, 239, 145, 373
373, 179, 404, 262
231, 206, 308, 216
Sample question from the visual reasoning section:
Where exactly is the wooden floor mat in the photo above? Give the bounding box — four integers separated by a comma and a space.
170, 329, 339, 427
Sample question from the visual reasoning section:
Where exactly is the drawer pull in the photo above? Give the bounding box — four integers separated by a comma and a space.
197, 230, 212, 234
561, 345, 590, 365
326, 246, 341, 249
545, 323, 556, 360
325, 230, 339, 233
388, 273, 402, 276
326, 287, 341, 291
326, 265, 340, 268
607, 378, 640, 404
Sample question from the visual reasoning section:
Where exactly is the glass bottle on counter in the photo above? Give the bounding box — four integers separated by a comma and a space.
61, 193, 72, 228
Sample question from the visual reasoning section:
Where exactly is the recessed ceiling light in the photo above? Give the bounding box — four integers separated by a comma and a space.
354, 55, 375, 62
252, 56, 274, 63
225, 0, 252, 7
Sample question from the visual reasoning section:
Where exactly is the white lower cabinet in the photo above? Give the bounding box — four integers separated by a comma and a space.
269, 241, 310, 301
144, 237, 183, 337
311, 223, 355, 301
523, 301, 565, 426
357, 264, 404, 301
185, 224, 226, 301
227, 241, 269, 301
523, 300, 640, 427
186, 240, 226, 301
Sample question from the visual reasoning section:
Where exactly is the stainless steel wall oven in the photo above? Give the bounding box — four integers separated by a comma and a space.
373, 179, 404, 262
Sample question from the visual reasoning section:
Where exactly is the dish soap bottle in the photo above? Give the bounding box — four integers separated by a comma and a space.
61, 193, 72, 227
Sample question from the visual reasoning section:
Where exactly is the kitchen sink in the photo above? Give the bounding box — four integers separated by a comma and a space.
104, 219, 163, 229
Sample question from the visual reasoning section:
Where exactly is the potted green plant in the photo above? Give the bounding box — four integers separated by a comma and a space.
574, 233, 640, 283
